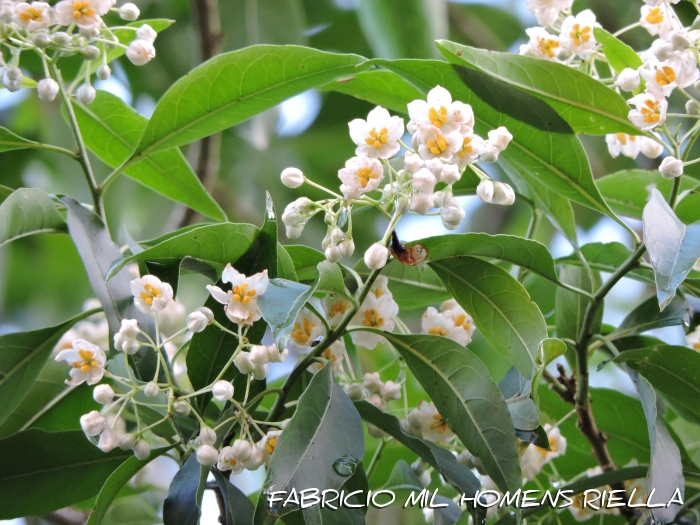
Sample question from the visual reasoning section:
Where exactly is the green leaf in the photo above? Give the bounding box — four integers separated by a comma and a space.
101, 496, 162, 525
0, 308, 99, 428
430, 257, 546, 378
258, 278, 314, 350
61, 197, 157, 380
0, 188, 66, 247
321, 70, 423, 113
410, 233, 559, 284
374, 60, 615, 219
448, 3, 524, 52
0, 184, 13, 202
107, 223, 258, 280
436, 41, 638, 135
0, 429, 132, 519
316, 261, 346, 294
379, 332, 521, 493
131, 45, 367, 159
594, 27, 642, 77
555, 265, 601, 347
354, 401, 480, 497
87, 446, 176, 525
597, 170, 696, 220
257, 364, 364, 522
73, 90, 225, 221
616, 345, 700, 423
612, 296, 685, 339
212, 470, 255, 525
643, 188, 700, 309
163, 454, 208, 525
357, 0, 446, 59
0, 126, 36, 153
285, 245, 326, 282
675, 191, 700, 225
381, 460, 423, 492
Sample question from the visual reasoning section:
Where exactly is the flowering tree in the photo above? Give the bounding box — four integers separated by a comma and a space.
0, 0, 699, 524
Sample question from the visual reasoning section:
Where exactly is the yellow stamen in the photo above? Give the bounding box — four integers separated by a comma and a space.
364, 127, 389, 149
654, 66, 676, 86
428, 326, 448, 336
265, 437, 278, 455
291, 317, 315, 343
356, 166, 377, 188
329, 300, 350, 317
428, 106, 448, 128
73, 349, 97, 374
646, 7, 663, 25
640, 99, 662, 124
19, 6, 45, 21
537, 37, 560, 58
429, 413, 449, 434
569, 23, 591, 47
362, 309, 384, 328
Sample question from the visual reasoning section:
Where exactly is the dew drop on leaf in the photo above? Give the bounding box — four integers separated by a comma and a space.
333, 454, 358, 476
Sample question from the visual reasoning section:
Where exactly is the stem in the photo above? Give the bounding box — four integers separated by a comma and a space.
52, 65, 103, 221
366, 439, 386, 479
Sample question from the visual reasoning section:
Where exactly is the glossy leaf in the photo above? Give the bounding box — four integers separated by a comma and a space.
410, 233, 559, 283
374, 60, 615, 218
0, 188, 66, 248
61, 197, 157, 380
0, 429, 132, 519
0, 126, 35, 153
257, 364, 364, 522
322, 70, 423, 113
616, 345, 700, 423
613, 296, 686, 339
555, 265, 601, 346
594, 28, 643, 75
87, 446, 176, 525
436, 41, 638, 135
258, 278, 314, 350
73, 91, 225, 221
354, 401, 480, 496
430, 257, 546, 378
380, 332, 521, 493
163, 454, 208, 525
101, 496, 161, 525
285, 245, 326, 282
381, 460, 423, 491
316, 261, 346, 295
0, 308, 98, 428
131, 45, 367, 159
107, 223, 258, 279
643, 188, 700, 309
213, 470, 255, 525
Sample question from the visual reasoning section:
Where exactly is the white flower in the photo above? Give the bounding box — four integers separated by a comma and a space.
641, 59, 683, 98
520, 27, 561, 60
452, 131, 483, 167
364, 242, 389, 270
640, 137, 664, 159
118, 2, 139, 20
136, 23, 157, 43
261, 430, 281, 464
628, 91, 668, 131
265, 344, 288, 363
280, 167, 304, 188
617, 68, 641, 92
133, 439, 150, 460
348, 106, 404, 159
289, 309, 325, 350
413, 123, 463, 161
0, 0, 14, 23
309, 340, 346, 374
55, 0, 114, 29
605, 133, 641, 159
14, 2, 52, 31
350, 288, 399, 350
643, 0, 681, 4
441, 299, 476, 343
660, 156, 683, 179
37, 78, 59, 102
196, 444, 219, 466
97, 426, 119, 452
380, 380, 401, 401
560, 10, 598, 57
477, 180, 515, 205
217, 446, 245, 474
369, 275, 393, 301
686, 325, 700, 351
526, 0, 573, 27
55, 339, 106, 385
212, 380, 234, 402
363, 372, 383, 394
407, 401, 455, 444
206, 266, 269, 325
127, 39, 156, 66
131, 275, 172, 313
144, 382, 159, 398
670, 28, 692, 52
242, 442, 264, 471
338, 155, 384, 200
323, 294, 352, 329
407, 85, 474, 134
438, 193, 465, 231
641, 4, 676, 39
80, 410, 106, 437
93, 384, 114, 404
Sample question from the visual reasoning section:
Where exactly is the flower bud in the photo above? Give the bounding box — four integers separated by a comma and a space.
137, 24, 157, 43
267, 345, 288, 363
338, 237, 355, 257
37, 78, 59, 102
404, 153, 423, 174
72, 35, 87, 48
687, 100, 700, 116
196, 444, 219, 466
655, 42, 674, 61
325, 244, 341, 263
127, 39, 156, 66
616, 68, 640, 92
410, 192, 434, 215
234, 351, 256, 374
212, 380, 234, 402
77, 84, 96, 105
2, 66, 22, 92
93, 384, 115, 404
344, 382, 365, 401
198, 426, 217, 446
119, 433, 136, 450
363, 373, 383, 394
82, 45, 101, 61
173, 400, 190, 416
280, 167, 304, 188
488, 127, 512, 151
31, 32, 52, 48
492, 182, 515, 205
440, 198, 465, 230
81, 411, 106, 437
133, 439, 150, 460
144, 381, 159, 398
97, 65, 112, 81
420, 470, 432, 488
477, 180, 494, 203
232, 439, 253, 461
122, 339, 141, 354
252, 362, 269, 381
380, 380, 402, 401
670, 30, 691, 52
440, 164, 461, 185
286, 225, 304, 238
330, 227, 344, 244
120, 319, 141, 338
98, 426, 119, 452
479, 143, 501, 163
639, 138, 664, 159
424, 159, 443, 176
364, 243, 389, 270
186, 310, 210, 332
660, 156, 683, 179
366, 393, 386, 412
368, 424, 386, 439
412, 168, 437, 194
119, 3, 140, 21
53, 32, 71, 46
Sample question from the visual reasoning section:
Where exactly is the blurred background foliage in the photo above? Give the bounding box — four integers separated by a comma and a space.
1, 2, 699, 522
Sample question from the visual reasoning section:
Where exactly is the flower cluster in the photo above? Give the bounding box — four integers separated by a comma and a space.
0, 0, 158, 104
281, 85, 514, 270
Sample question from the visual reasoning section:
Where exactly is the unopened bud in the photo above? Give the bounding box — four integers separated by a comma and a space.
364, 242, 389, 270
144, 381, 159, 398
93, 384, 115, 404
119, 3, 140, 21
280, 167, 304, 188
671, 30, 691, 52
2, 66, 22, 92
53, 32, 71, 46
338, 237, 355, 258
77, 84, 96, 105
82, 45, 101, 61
97, 65, 112, 81
198, 426, 217, 446
37, 78, 59, 102
617, 68, 640, 92
186, 309, 210, 333
80, 410, 106, 437
660, 156, 683, 179
133, 439, 150, 460
32, 32, 52, 48
196, 444, 219, 466
343, 383, 365, 401
687, 100, 700, 116
173, 400, 190, 416
212, 380, 234, 402
325, 244, 341, 263
119, 433, 136, 450
330, 227, 344, 244
98, 427, 119, 452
